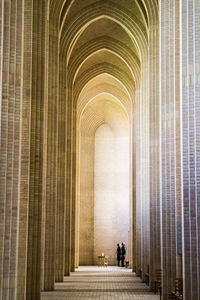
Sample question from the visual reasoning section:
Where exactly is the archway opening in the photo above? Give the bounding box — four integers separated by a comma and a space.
94, 123, 129, 265
77, 98, 131, 266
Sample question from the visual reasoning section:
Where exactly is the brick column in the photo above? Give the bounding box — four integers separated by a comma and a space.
181, 0, 200, 299
25, 1, 47, 298
65, 86, 73, 275
149, 19, 161, 290
55, 57, 67, 283
43, 19, 59, 291
136, 88, 142, 275
0, 1, 33, 299
160, 1, 181, 298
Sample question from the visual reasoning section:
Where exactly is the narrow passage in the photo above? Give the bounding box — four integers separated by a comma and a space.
41, 266, 160, 299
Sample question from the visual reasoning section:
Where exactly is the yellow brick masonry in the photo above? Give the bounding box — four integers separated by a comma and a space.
0, 1, 200, 300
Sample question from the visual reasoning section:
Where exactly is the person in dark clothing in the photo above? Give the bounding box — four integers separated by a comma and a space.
121, 242, 126, 267
116, 244, 121, 267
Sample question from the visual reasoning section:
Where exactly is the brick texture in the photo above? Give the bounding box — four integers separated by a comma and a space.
0, 1, 200, 300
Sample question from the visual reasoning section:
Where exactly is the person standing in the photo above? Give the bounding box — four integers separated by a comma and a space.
121, 242, 126, 267
116, 244, 121, 267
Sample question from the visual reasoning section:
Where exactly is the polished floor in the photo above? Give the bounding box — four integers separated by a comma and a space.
41, 266, 160, 299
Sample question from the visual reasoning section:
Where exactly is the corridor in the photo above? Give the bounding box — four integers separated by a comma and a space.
1, 0, 200, 299
41, 267, 159, 299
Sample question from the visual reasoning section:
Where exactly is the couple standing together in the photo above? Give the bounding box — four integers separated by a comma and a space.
116, 243, 126, 267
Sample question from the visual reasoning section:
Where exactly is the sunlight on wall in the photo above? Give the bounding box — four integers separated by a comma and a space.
94, 124, 129, 265
78, 99, 130, 266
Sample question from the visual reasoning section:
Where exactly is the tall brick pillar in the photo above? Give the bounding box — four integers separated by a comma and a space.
181, 0, 200, 299
0, 1, 33, 299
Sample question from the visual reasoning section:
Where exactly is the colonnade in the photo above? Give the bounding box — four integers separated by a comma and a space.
0, 1, 200, 300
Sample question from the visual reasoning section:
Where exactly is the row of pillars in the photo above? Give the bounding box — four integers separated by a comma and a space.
0, 1, 76, 299
136, 1, 200, 300
1, 1, 200, 300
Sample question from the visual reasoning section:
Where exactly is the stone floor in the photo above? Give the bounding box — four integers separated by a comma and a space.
41, 266, 160, 299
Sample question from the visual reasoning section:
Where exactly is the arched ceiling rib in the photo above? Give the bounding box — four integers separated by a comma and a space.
60, 6, 147, 60
68, 36, 140, 85
49, 0, 157, 130
50, 0, 158, 30
73, 64, 135, 103
81, 94, 129, 120
75, 49, 133, 84
48, 0, 159, 155
80, 99, 129, 137
77, 74, 132, 121
58, 0, 156, 33
70, 18, 137, 52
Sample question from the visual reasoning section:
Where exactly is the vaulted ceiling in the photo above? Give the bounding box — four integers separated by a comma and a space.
50, 0, 158, 126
